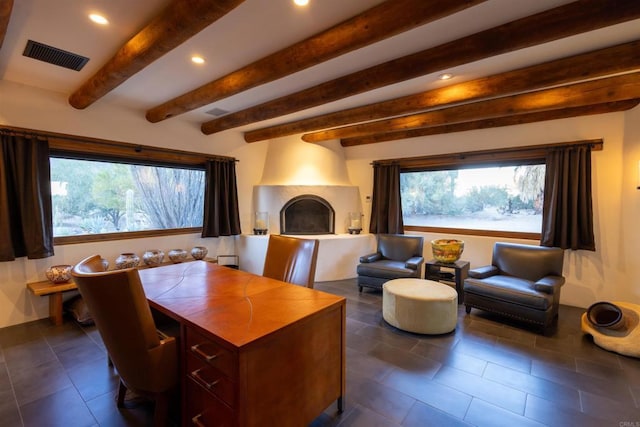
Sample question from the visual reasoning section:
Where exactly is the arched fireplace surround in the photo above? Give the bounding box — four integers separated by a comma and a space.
280, 194, 335, 235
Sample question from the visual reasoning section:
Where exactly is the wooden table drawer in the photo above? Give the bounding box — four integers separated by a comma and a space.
186, 328, 236, 380
186, 377, 234, 427
187, 352, 235, 408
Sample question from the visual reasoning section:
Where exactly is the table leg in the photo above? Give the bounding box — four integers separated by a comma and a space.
49, 292, 64, 325
455, 274, 463, 304
456, 263, 470, 304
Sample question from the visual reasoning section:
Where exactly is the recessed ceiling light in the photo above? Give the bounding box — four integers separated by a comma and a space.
294, 0, 309, 6
89, 14, 109, 25
439, 73, 453, 80
191, 55, 205, 64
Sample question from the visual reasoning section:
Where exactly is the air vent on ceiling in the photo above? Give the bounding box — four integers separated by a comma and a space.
22, 40, 89, 71
205, 107, 229, 117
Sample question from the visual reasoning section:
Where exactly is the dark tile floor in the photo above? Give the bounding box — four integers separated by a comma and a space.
1, 278, 639, 426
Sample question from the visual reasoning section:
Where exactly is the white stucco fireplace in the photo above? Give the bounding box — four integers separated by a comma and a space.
237, 137, 375, 281
252, 184, 361, 235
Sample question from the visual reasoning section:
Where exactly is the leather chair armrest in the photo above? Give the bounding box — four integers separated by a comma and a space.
404, 256, 424, 270
360, 253, 382, 263
534, 275, 566, 293
468, 265, 499, 279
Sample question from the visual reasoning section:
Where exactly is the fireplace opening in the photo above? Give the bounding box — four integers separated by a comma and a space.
280, 195, 335, 235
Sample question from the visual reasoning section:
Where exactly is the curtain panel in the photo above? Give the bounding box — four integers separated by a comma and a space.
202, 159, 242, 237
369, 163, 404, 234
0, 131, 54, 261
541, 145, 595, 251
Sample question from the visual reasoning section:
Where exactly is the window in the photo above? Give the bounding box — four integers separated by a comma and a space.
1, 125, 239, 246
383, 143, 573, 239
50, 157, 205, 239
401, 163, 545, 235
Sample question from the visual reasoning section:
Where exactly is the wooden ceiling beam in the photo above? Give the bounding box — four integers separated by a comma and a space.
146, 0, 486, 123
0, 0, 13, 50
341, 100, 640, 146
68, 0, 246, 109
202, 0, 640, 138
302, 72, 640, 142
244, 40, 640, 142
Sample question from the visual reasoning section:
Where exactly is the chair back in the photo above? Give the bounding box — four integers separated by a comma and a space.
73, 254, 108, 273
492, 242, 564, 282
71, 255, 176, 394
378, 234, 424, 261
263, 235, 319, 288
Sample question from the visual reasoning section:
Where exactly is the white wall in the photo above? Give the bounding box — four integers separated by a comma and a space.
621, 105, 640, 304
1, 79, 639, 327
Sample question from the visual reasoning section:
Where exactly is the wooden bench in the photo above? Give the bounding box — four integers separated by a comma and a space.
26, 280, 78, 326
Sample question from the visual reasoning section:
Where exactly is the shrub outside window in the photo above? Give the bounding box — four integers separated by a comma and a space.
401, 164, 545, 234
50, 157, 205, 237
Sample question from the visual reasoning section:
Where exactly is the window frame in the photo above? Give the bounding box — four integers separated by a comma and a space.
44, 130, 230, 245
391, 140, 602, 239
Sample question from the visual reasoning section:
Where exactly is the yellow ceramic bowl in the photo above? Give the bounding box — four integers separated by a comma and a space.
431, 239, 464, 263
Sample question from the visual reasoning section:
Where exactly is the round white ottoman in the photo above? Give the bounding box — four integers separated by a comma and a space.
383, 278, 458, 334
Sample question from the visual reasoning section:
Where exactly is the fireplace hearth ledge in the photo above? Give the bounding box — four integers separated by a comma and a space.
237, 233, 376, 282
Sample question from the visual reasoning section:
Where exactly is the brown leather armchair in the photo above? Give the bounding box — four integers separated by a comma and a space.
263, 234, 320, 288
463, 242, 565, 335
356, 234, 424, 292
71, 255, 178, 426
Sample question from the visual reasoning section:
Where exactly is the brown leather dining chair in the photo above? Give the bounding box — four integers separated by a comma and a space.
262, 234, 320, 288
71, 255, 178, 427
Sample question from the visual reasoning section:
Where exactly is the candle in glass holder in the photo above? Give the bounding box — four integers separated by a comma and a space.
348, 212, 362, 234
254, 212, 269, 235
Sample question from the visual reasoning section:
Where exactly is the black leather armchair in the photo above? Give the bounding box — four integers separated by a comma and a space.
463, 242, 565, 335
357, 234, 424, 292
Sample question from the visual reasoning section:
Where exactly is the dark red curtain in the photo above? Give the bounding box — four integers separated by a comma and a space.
369, 163, 404, 234
201, 158, 242, 237
541, 145, 595, 251
0, 131, 54, 261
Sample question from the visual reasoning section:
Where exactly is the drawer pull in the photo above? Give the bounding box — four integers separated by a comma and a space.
191, 368, 220, 389
191, 343, 219, 361
191, 413, 205, 426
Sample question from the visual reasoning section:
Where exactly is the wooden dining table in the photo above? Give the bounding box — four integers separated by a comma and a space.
137, 260, 346, 426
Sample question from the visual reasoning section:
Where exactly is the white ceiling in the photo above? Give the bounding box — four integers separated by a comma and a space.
1, 0, 639, 133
